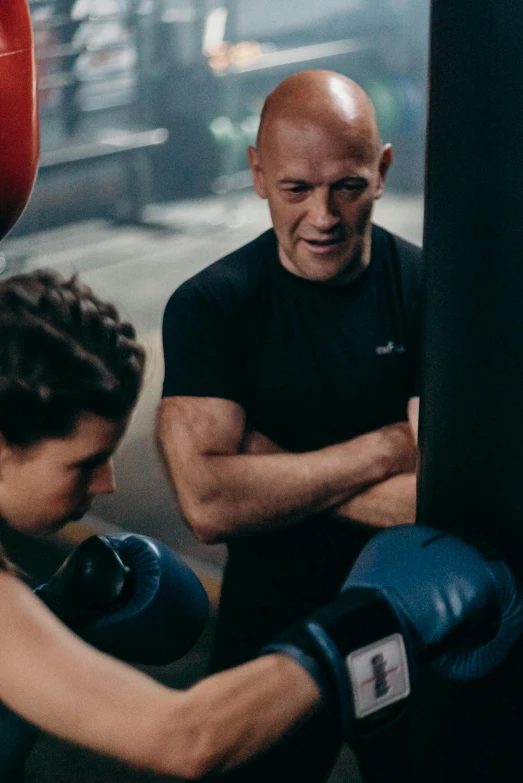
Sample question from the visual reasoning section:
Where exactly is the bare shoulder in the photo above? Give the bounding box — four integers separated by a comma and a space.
0, 569, 32, 619
0, 571, 65, 677
0, 570, 57, 637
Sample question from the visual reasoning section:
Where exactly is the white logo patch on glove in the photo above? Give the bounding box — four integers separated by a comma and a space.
347, 633, 411, 719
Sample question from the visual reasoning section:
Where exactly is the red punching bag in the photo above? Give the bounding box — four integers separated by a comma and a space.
0, 0, 39, 241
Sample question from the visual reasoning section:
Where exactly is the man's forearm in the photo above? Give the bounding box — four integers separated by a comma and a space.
242, 430, 418, 530
166, 424, 416, 542
332, 472, 417, 528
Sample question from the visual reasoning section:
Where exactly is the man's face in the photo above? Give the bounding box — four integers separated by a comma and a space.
0, 412, 128, 535
249, 120, 391, 284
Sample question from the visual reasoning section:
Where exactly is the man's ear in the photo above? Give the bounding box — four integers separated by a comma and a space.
376, 143, 393, 198
248, 146, 268, 199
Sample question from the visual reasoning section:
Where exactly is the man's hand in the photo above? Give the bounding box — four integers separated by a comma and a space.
334, 404, 419, 528
374, 422, 417, 474
408, 397, 420, 445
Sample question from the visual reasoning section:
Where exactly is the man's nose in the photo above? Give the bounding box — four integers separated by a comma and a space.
308, 188, 339, 231
89, 458, 116, 496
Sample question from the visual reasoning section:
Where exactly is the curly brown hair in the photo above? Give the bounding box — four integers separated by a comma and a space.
0, 269, 145, 448
0, 269, 146, 570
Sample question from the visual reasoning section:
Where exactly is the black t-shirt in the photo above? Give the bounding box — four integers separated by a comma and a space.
162, 225, 422, 663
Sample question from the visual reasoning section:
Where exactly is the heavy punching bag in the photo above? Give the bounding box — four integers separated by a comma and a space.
0, 0, 39, 240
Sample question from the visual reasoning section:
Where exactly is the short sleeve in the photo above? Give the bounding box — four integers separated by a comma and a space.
161, 279, 245, 404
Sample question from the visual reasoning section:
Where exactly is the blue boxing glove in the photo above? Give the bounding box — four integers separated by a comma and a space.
344, 525, 523, 680
263, 525, 523, 740
35, 533, 209, 665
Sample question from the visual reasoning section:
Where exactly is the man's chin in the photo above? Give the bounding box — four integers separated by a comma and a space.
298, 255, 365, 285
279, 241, 367, 284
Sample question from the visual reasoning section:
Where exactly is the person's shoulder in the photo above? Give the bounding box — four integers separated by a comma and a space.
372, 224, 422, 293
373, 224, 422, 267
184, 229, 275, 291
164, 229, 276, 319
371, 225, 422, 307
215, 228, 277, 274
172, 230, 276, 302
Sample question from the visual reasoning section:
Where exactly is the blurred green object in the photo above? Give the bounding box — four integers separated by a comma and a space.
209, 112, 260, 177
365, 76, 425, 139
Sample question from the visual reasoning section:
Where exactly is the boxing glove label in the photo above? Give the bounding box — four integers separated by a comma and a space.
346, 633, 410, 719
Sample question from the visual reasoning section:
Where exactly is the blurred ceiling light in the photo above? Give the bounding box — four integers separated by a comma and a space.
71, 0, 90, 20
202, 7, 228, 55
207, 41, 264, 73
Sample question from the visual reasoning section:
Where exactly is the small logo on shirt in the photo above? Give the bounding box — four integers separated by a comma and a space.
376, 341, 406, 356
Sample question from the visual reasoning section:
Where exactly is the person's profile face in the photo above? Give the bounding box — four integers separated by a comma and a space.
249, 120, 391, 284
0, 412, 128, 535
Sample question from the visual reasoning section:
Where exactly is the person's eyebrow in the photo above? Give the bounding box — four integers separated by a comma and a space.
332, 176, 368, 186
71, 450, 112, 468
278, 177, 310, 185
277, 176, 368, 186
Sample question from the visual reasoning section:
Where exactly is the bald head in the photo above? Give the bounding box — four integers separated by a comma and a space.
248, 70, 392, 285
257, 70, 382, 159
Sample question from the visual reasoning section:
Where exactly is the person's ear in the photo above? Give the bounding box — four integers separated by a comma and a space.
248, 146, 268, 199
376, 143, 393, 198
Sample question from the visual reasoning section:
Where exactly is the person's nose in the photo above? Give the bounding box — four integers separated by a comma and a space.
308, 188, 339, 232
89, 458, 116, 496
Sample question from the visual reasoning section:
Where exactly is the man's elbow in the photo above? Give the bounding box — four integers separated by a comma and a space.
181, 495, 230, 545
178, 745, 223, 781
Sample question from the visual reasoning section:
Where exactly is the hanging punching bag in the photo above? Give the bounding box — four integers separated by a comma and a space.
0, 0, 39, 241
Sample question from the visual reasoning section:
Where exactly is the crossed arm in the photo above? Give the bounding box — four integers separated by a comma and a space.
157, 395, 419, 543
0, 571, 320, 779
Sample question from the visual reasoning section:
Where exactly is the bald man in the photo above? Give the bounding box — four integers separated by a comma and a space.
158, 70, 421, 782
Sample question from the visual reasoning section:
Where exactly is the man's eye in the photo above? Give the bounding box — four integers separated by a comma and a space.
339, 182, 365, 192
285, 185, 308, 194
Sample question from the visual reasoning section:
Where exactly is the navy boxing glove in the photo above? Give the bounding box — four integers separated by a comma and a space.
344, 525, 523, 680
36, 533, 209, 665
263, 526, 523, 739
263, 584, 413, 739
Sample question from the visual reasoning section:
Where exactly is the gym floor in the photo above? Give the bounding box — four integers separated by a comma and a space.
1, 189, 423, 783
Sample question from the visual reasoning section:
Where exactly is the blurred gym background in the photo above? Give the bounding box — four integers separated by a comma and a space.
8, 0, 429, 234
1, 1, 429, 780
